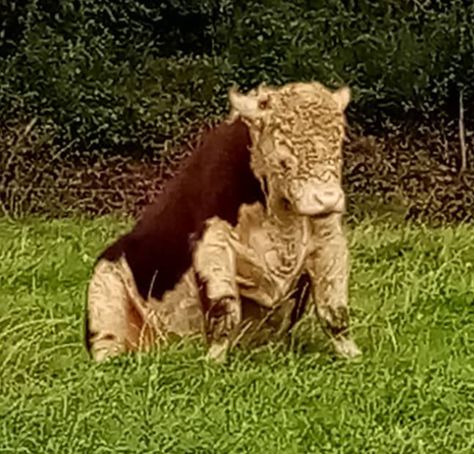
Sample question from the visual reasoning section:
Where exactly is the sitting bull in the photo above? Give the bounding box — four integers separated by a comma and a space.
85, 81, 362, 363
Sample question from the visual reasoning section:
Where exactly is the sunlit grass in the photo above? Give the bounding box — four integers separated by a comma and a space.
1, 216, 473, 452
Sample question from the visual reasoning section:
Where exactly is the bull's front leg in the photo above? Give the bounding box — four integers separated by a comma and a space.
193, 217, 241, 363
306, 214, 361, 358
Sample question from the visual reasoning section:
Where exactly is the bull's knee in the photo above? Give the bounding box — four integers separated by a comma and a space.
194, 217, 239, 301
205, 296, 241, 341
317, 304, 350, 338
201, 292, 242, 364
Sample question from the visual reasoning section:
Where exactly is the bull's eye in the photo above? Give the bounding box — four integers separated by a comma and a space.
258, 98, 269, 109
279, 158, 290, 172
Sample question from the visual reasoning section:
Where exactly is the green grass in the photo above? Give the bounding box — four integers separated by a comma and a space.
0, 215, 473, 453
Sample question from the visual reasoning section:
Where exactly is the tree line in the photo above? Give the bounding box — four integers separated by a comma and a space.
1, 0, 473, 152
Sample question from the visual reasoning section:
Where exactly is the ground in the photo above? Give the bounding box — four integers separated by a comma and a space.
0, 215, 473, 453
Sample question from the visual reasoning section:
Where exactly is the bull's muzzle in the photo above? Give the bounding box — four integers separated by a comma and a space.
292, 182, 345, 216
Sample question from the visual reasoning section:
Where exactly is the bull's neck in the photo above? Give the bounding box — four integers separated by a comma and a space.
264, 203, 313, 262
266, 202, 304, 232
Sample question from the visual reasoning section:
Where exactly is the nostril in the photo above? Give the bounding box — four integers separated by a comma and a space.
323, 189, 338, 198
312, 193, 323, 204
316, 189, 342, 210
316, 191, 336, 202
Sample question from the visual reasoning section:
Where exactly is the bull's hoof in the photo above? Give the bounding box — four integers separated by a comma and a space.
333, 337, 362, 359
206, 339, 230, 364
90, 338, 125, 363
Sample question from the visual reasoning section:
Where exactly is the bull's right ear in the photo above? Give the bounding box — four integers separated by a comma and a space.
332, 86, 351, 111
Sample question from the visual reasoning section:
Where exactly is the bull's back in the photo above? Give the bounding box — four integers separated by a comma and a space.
94, 119, 264, 302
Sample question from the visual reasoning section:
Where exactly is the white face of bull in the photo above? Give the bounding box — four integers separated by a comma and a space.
229, 81, 350, 217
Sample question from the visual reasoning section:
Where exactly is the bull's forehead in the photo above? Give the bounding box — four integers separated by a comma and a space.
262, 83, 345, 160
230, 81, 349, 182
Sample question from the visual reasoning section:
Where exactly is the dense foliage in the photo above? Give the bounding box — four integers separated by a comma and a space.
1, 0, 473, 151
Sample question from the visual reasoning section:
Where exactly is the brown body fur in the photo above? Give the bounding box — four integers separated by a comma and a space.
98, 118, 265, 300
86, 119, 265, 353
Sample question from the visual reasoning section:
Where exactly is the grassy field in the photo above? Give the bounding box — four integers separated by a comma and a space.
0, 215, 473, 453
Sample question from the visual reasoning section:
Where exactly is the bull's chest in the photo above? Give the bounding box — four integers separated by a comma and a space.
235, 212, 313, 307
256, 221, 308, 277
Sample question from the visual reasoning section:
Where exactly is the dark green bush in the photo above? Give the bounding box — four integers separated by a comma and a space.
0, 0, 235, 150
0, 0, 473, 151
228, 0, 474, 130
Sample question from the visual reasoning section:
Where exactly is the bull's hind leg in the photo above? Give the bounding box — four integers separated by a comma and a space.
86, 257, 152, 362
307, 215, 361, 359
193, 217, 241, 363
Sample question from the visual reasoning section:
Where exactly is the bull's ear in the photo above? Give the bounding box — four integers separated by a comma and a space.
332, 86, 351, 111
228, 85, 264, 120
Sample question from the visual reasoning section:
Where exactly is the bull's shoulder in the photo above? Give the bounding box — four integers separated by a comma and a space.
192, 120, 265, 226
235, 202, 266, 237
92, 118, 264, 301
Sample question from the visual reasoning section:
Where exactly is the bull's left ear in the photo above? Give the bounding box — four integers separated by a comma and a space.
332, 86, 351, 111
228, 85, 266, 120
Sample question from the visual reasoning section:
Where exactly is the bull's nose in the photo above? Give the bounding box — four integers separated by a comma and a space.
315, 188, 342, 208
293, 182, 345, 216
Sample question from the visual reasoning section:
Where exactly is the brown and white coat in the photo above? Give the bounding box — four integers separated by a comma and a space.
86, 81, 361, 363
